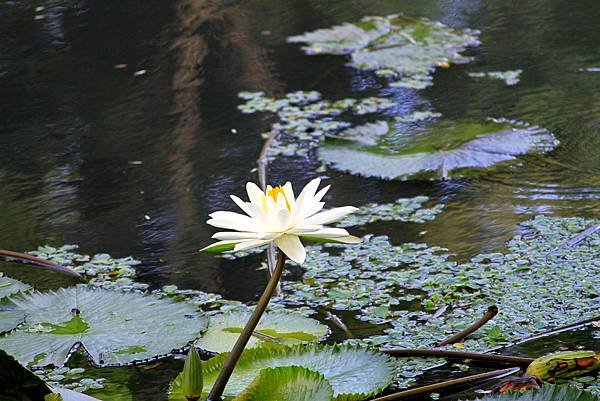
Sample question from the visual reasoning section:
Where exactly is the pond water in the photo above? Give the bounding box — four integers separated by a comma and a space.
0, 0, 599, 399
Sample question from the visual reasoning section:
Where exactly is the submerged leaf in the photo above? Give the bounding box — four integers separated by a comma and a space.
0, 286, 208, 367
288, 14, 480, 89
319, 119, 557, 179
194, 311, 329, 353
233, 366, 333, 401
170, 344, 395, 401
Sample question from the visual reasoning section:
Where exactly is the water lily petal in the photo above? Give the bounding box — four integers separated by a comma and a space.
298, 227, 352, 238
275, 234, 306, 264
212, 232, 261, 240
288, 225, 323, 234
275, 209, 291, 232
233, 239, 272, 252
292, 178, 321, 223
282, 182, 296, 207
303, 206, 358, 226
246, 182, 266, 210
208, 211, 257, 231
230, 195, 253, 217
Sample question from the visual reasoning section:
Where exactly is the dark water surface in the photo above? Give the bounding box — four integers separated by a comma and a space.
1, 0, 599, 398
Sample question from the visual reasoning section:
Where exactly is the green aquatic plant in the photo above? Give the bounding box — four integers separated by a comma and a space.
277, 216, 600, 385
526, 351, 600, 382
194, 311, 329, 353
0, 286, 208, 367
288, 14, 480, 89
180, 346, 204, 401
169, 344, 395, 401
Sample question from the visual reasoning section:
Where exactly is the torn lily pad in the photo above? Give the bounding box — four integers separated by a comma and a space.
319, 118, 557, 179
468, 69, 522, 86
169, 344, 395, 401
0, 286, 208, 367
288, 14, 480, 89
195, 311, 329, 353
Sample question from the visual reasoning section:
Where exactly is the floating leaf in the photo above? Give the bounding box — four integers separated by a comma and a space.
169, 344, 395, 401
288, 14, 480, 89
278, 216, 600, 385
526, 351, 600, 382
0, 273, 31, 299
319, 119, 557, 179
0, 286, 208, 367
194, 311, 329, 353
471, 384, 598, 401
233, 366, 333, 401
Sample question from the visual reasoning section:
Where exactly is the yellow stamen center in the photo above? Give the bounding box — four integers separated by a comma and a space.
266, 186, 291, 211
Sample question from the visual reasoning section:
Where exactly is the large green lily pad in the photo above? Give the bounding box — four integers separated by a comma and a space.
170, 344, 395, 401
194, 311, 329, 353
0, 286, 208, 367
288, 14, 480, 89
319, 119, 557, 179
233, 366, 334, 401
0, 309, 25, 333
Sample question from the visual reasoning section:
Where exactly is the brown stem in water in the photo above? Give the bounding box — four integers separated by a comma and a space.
437, 305, 498, 346
382, 349, 533, 367
369, 367, 520, 401
0, 249, 82, 279
206, 250, 286, 401
257, 131, 281, 295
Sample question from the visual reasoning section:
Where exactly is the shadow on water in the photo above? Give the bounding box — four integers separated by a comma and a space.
1, 0, 599, 399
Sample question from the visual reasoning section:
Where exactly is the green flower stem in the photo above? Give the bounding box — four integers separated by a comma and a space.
368, 367, 520, 401
207, 250, 287, 401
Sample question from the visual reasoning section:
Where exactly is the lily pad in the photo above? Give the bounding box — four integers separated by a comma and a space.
0, 309, 25, 333
233, 366, 334, 401
0, 273, 31, 299
288, 14, 480, 89
472, 384, 598, 401
319, 118, 557, 179
0, 286, 208, 367
194, 311, 329, 353
169, 344, 395, 401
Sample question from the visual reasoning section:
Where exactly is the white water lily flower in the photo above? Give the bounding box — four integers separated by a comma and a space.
201, 178, 361, 264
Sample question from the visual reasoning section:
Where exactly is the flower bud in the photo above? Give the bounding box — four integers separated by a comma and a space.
181, 346, 203, 401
